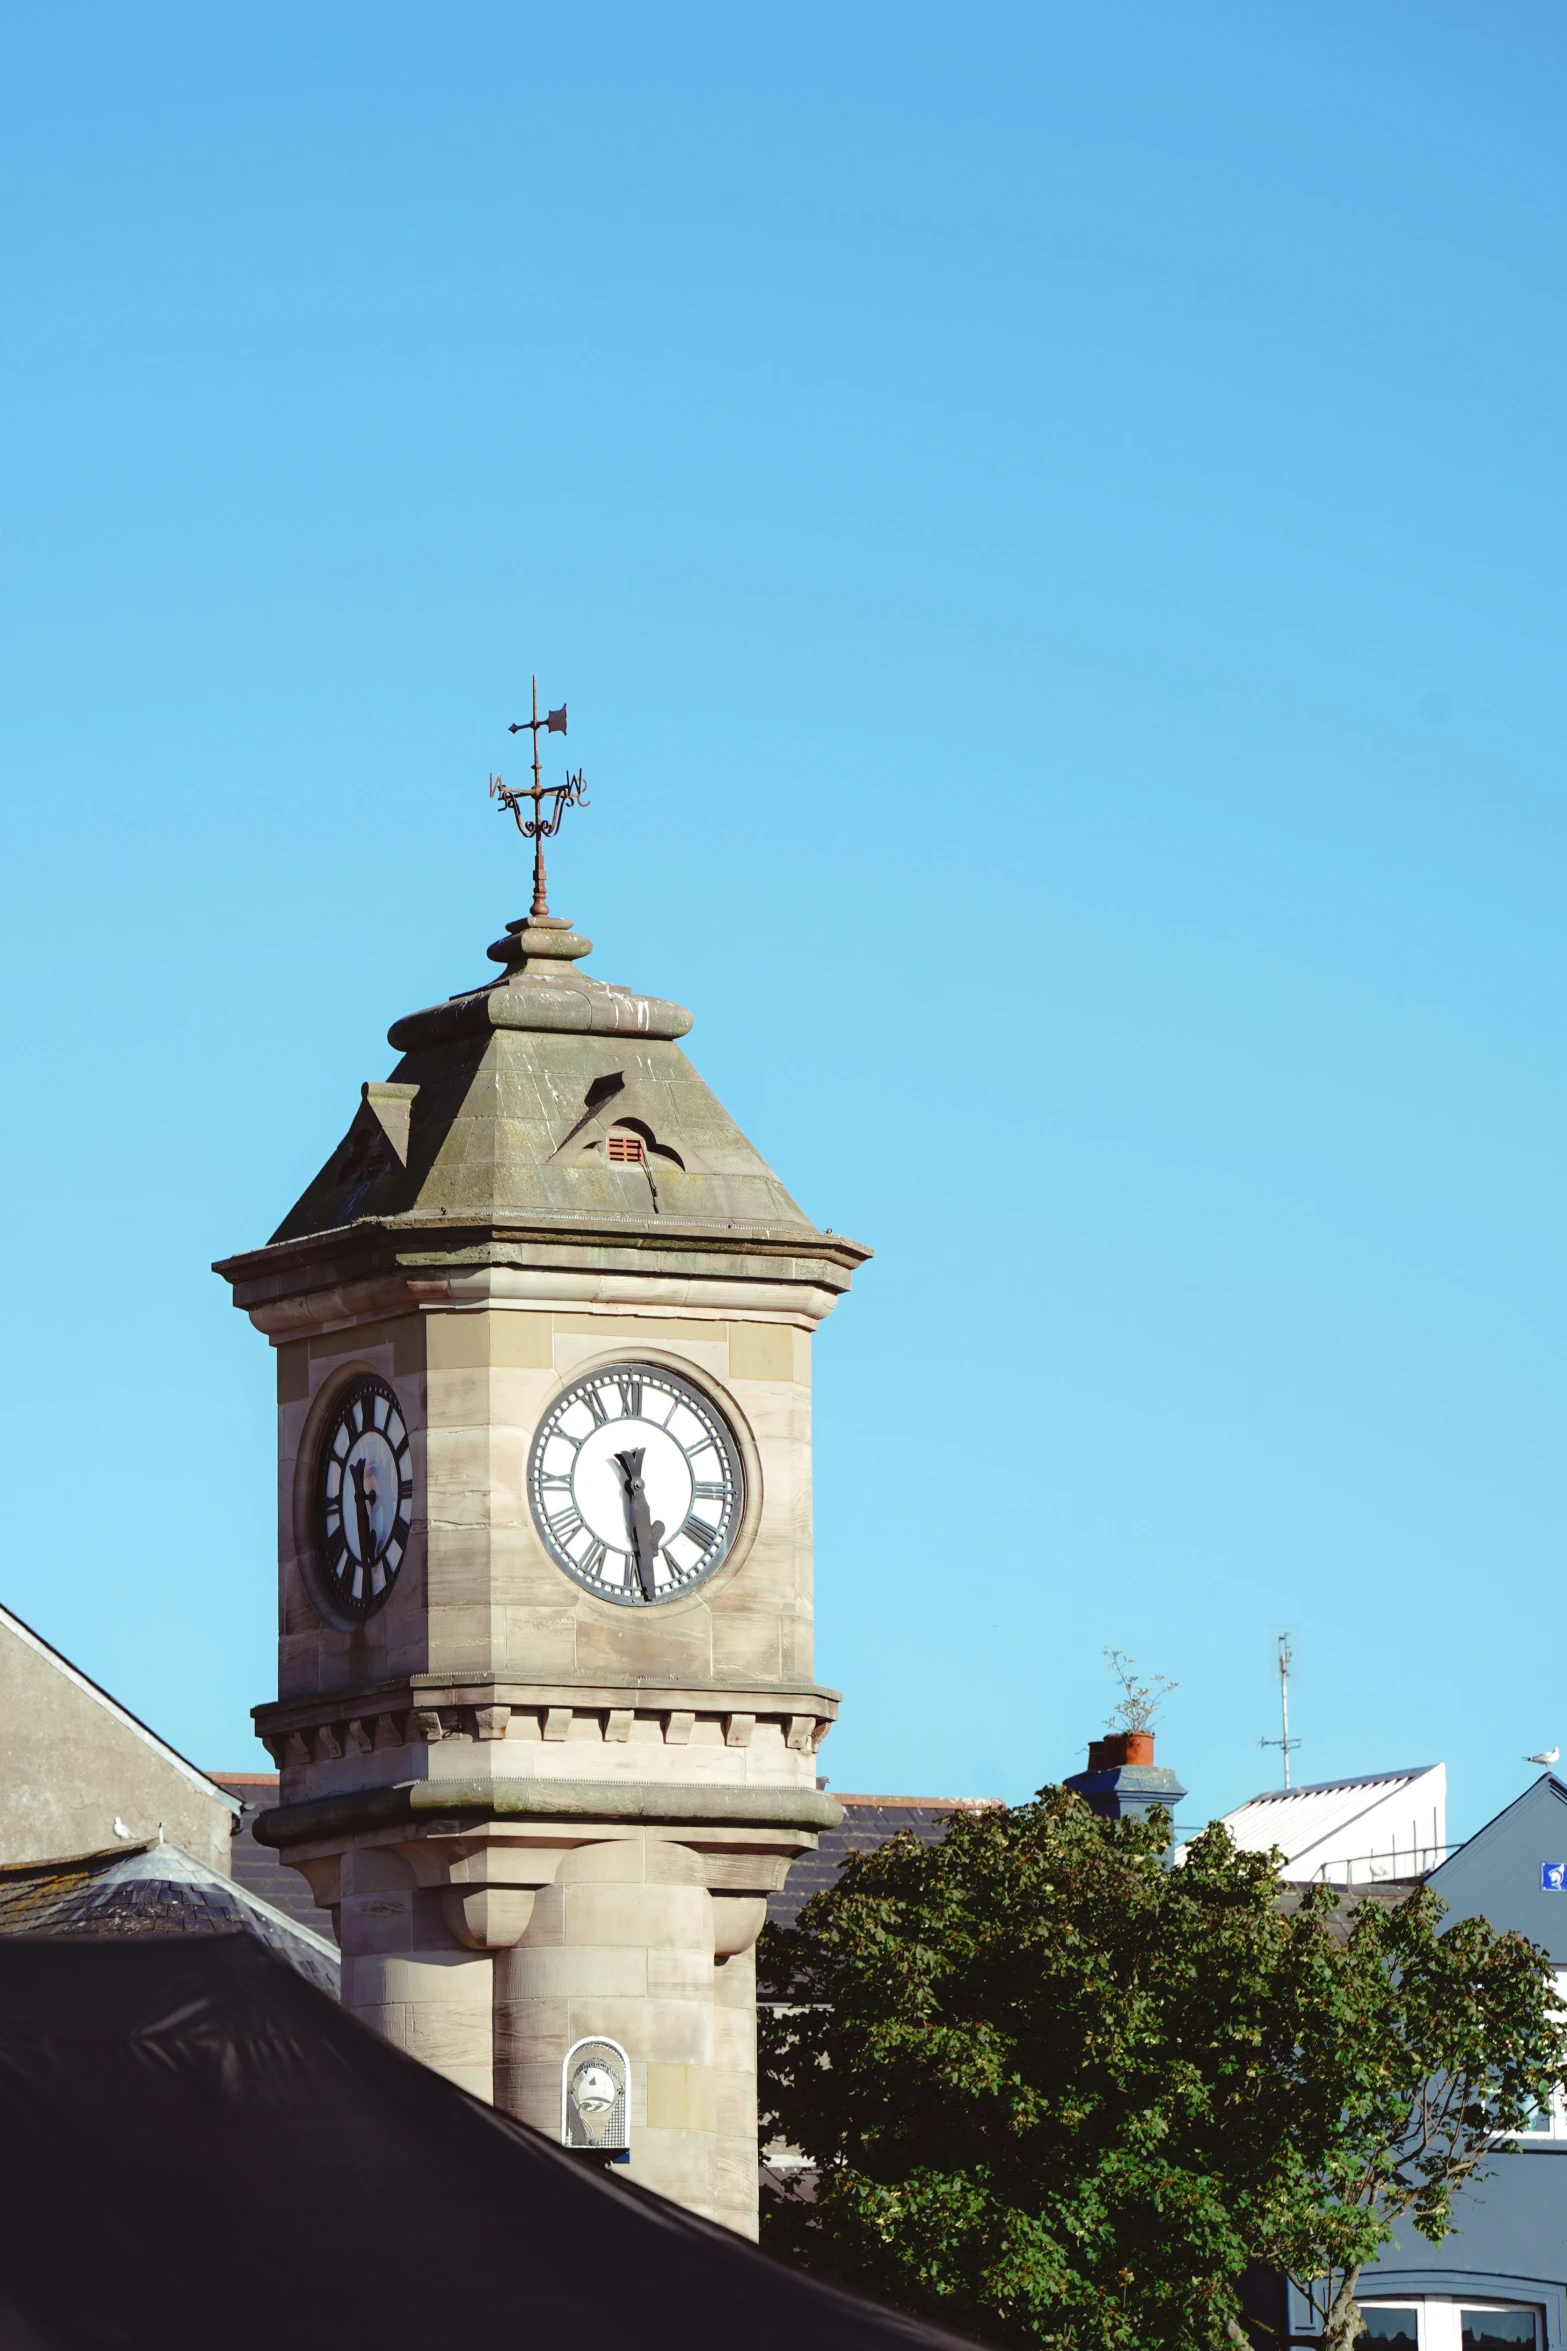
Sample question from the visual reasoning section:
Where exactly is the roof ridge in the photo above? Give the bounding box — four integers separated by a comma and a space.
833, 1793, 1003, 1809
0, 1842, 149, 1882
1234, 1766, 1439, 1803
108, 1840, 342, 1962
0, 1604, 240, 1816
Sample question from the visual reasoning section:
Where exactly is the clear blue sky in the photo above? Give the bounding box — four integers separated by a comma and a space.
3, 3, 1565, 1846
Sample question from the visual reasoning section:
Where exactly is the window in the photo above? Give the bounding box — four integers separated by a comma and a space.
606, 1132, 646, 1165
1504, 1967, 1567, 2139
1360, 2312, 1420, 2351
1358, 2302, 1541, 2351
1463, 2318, 1539, 2351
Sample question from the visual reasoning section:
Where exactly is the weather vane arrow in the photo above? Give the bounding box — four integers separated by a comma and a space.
510, 697, 568, 742
489, 675, 589, 920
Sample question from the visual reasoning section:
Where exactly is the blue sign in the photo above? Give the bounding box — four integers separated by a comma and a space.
1542, 1864, 1567, 1892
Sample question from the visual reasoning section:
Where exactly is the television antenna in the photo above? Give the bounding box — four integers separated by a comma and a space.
1259, 1632, 1302, 1789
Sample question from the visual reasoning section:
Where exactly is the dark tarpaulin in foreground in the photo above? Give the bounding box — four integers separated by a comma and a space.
0, 1934, 978, 2351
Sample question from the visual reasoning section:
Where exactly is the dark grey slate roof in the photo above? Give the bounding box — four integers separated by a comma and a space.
0, 1838, 340, 1996
215, 1774, 339, 1939
767, 1794, 1002, 1931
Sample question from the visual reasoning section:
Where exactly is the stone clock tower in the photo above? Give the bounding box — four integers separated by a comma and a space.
215, 877, 867, 2239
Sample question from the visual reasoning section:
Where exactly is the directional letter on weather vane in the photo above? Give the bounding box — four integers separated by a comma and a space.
488, 675, 590, 920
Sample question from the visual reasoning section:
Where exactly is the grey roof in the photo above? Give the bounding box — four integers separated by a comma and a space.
215, 910, 869, 1331
1272, 1879, 1424, 1940
0, 1838, 340, 1996
766, 1795, 1002, 1931
269, 917, 832, 1246
215, 1774, 340, 1938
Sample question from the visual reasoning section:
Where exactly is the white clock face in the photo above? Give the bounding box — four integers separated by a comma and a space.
528, 1363, 743, 1607
314, 1376, 412, 1617
571, 2063, 618, 2116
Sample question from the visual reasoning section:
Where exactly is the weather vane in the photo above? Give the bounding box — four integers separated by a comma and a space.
489, 675, 590, 920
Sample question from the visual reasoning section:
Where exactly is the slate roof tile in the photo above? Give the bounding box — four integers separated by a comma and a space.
767, 1795, 1003, 1931
0, 1837, 340, 1996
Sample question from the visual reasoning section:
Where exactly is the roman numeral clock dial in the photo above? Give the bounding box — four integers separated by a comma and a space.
528, 1364, 743, 1606
313, 1375, 413, 1616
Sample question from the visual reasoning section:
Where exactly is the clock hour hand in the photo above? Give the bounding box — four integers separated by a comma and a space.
612, 1448, 665, 1601
350, 1457, 378, 1570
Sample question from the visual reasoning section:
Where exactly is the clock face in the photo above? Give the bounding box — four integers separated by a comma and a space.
314, 1376, 413, 1617
528, 1363, 743, 1607
571, 2062, 618, 2117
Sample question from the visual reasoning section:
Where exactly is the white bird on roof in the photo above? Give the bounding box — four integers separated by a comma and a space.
1525, 1749, 1560, 1767
112, 1816, 135, 1839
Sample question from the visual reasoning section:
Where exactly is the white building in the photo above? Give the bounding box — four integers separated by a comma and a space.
1214, 1764, 1447, 1885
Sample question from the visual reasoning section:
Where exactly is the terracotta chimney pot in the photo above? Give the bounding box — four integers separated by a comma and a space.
1099, 1731, 1154, 1767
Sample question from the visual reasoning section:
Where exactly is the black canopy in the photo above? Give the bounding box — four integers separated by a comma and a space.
0, 1934, 975, 2351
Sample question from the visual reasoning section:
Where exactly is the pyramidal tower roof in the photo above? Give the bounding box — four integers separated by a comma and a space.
218, 904, 868, 1324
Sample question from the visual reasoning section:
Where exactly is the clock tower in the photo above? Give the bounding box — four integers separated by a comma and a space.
215, 767, 867, 2239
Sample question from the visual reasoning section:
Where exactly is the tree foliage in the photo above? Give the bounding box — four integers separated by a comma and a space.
759, 1789, 1567, 2351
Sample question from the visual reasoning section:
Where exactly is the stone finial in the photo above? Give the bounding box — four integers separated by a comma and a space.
383, 910, 694, 1049
485, 911, 594, 976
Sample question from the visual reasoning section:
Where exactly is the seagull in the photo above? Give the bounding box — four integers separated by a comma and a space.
1525, 1748, 1560, 1767
112, 1817, 134, 1839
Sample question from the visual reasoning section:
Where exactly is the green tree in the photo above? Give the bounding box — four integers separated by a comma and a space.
759, 1789, 1567, 2351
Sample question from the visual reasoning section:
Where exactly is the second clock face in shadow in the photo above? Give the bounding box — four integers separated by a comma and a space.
528, 1363, 742, 1607
314, 1375, 413, 1617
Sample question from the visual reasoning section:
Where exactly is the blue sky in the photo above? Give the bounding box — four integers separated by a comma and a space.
3, 3, 1566, 1844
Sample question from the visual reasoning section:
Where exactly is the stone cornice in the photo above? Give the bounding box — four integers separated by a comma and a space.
254, 1776, 844, 1850
214, 1213, 870, 1327
254, 1676, 841, 1734
253, 1683, 838, 1772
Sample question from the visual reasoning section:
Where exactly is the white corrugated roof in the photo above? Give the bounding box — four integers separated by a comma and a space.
1217, 1764, 1446, 1882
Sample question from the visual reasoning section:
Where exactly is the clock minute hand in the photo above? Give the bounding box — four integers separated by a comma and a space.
612, 1448, 665, 1601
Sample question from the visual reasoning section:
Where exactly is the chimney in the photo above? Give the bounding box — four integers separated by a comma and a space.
1086, 1732, 1155, 1771
1065, 1727, 1186, 1849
